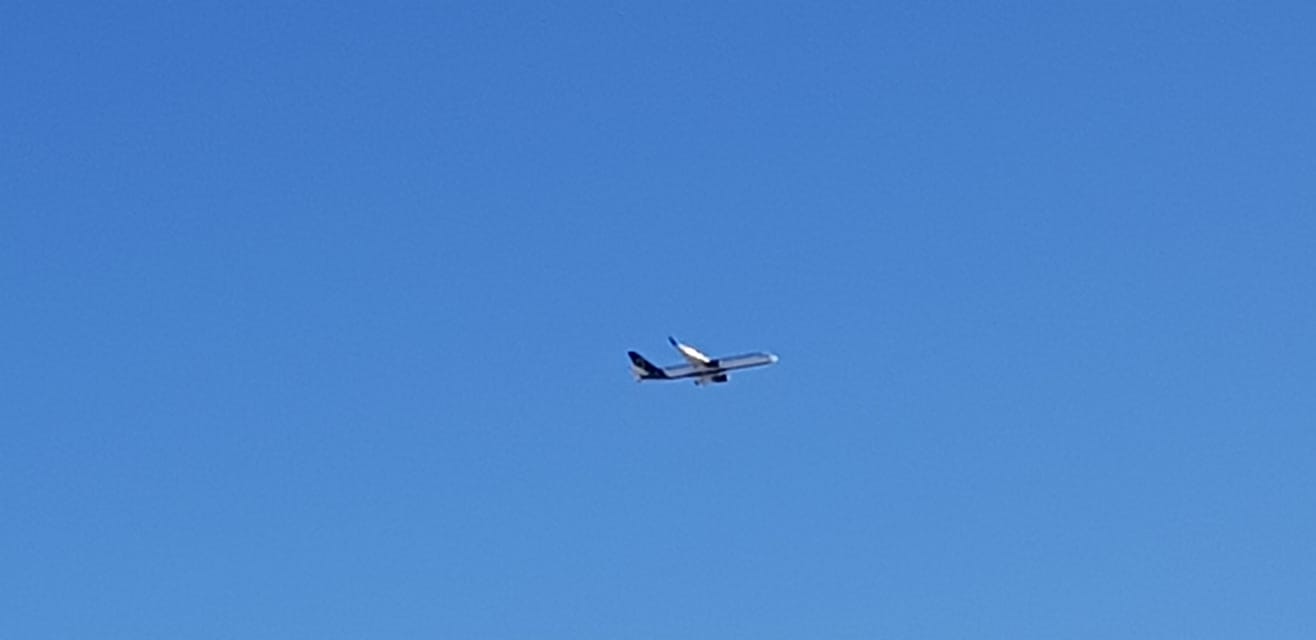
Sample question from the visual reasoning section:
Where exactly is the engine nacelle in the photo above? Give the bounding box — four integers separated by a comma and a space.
695, 373, 731, 385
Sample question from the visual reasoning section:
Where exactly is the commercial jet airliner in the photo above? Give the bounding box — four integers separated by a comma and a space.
628, 337, 779, 385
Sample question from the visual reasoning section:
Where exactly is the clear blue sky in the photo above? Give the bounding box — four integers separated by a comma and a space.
3, 3, 1314, 637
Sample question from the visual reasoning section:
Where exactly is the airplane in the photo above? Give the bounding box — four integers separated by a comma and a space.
628, 336, 779, 386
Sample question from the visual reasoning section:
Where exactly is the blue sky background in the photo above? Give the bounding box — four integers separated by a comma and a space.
3, 3, 1314, 637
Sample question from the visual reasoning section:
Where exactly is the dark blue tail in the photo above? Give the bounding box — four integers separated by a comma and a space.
627, 351, 668, 379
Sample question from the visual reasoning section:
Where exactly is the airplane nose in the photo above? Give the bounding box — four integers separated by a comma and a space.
769, 354, 779, 364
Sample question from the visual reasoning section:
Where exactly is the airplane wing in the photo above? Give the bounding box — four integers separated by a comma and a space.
669, 336, 716, 368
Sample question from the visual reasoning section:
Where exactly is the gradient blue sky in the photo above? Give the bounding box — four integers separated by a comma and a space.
4, 3, 1315, 638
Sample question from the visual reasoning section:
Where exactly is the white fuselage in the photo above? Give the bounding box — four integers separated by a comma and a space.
659, 352, 779, 380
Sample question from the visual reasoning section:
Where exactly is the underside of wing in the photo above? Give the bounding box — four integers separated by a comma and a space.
669, 336, 718, 368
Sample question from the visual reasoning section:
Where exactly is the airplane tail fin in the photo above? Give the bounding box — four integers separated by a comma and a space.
628, 351, 668, 379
